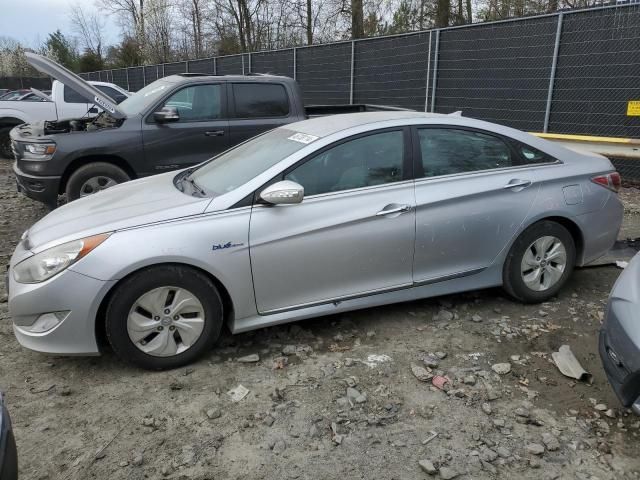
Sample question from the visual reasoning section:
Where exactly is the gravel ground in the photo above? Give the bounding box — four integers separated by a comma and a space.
1, 157, 640, 480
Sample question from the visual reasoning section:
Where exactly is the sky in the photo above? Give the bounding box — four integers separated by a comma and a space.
0, 0, 120, 49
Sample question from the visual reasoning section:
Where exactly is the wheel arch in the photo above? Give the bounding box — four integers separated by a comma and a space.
514, 215, 585, 266
0, 116, 26, 129
59, 155, 137, 195
94, 262, 235, 351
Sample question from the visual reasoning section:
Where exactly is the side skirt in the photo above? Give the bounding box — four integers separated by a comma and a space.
231, 266, 501, 334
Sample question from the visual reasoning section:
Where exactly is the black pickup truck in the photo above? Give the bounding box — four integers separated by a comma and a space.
10, 53, 406, 208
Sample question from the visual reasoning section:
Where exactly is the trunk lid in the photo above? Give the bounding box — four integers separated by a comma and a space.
25, 52, 126, 120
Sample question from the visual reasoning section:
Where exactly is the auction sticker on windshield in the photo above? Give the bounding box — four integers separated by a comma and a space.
287, 132, 319, 144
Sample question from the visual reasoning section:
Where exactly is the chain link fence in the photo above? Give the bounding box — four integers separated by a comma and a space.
80, 4, 640, 180
0, 76, 51, 90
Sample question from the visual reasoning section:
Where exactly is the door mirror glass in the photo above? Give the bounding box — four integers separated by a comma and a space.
260, 180, 304, 205
154, 106, 180, 123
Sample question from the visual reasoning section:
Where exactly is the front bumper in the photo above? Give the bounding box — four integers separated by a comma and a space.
7, 265, 114, 355
13, 161, 60, 207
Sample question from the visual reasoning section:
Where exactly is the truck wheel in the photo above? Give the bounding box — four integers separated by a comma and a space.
0, 127, 13, 159
66, 162, 130, 202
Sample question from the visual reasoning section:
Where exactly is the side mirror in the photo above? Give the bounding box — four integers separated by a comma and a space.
260, 180, 304, 205
154, 106, 180, 123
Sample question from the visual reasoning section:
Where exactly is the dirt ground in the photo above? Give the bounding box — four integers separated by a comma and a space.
1, 156, 640, 480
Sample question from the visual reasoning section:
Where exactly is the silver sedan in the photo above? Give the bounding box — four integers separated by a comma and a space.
7, 112, 623, 369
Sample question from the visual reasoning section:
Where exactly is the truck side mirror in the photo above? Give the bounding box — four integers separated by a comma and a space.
154, 106, 180, 123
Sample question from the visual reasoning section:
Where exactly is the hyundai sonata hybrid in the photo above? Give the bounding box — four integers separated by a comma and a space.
7, 112, 623, 369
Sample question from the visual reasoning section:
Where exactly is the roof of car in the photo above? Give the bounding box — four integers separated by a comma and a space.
163, 73, 295, 85
288, 111, 454, 137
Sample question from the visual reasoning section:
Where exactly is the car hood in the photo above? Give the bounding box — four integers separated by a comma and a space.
24, 171, 210, 253
25, 52, 126, 120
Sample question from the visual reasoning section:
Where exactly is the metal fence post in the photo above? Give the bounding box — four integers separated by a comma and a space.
293, 47, 297, 80
162, 64, 166, 78
142, 65, 146, 87
430, 30, 440, 113
186, 60, 190, 73
242, 55, 245, 75
125, 68, 131, 91
424, 30, 432, 112
213, 57, 217, 75
544, 12, 564, 133
349, 41, 355, 104
248, 53, 252, 73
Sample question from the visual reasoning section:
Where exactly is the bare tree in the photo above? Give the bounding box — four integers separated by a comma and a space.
436, 0, 450, 26
145, 0, 174, 62
69, 3, 106, 59
96, 0, 146, 47
178, 0, 207, 57
351, 0, 365, 38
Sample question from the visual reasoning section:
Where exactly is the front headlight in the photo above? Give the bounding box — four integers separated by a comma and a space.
13, 233, 110, 284
23, 142, 56, 159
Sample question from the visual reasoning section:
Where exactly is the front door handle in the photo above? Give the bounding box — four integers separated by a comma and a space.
204, 130, 225, 137
503, 179, 532, 190
376, 204, 412, 216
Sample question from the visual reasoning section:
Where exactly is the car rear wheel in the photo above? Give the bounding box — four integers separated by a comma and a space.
503, 220, 576, 303
105, 265, 224, 370
65, 162, 130, 202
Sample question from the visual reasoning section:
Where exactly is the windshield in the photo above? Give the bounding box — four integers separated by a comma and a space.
118, 79, 174, 116
187, 128, 314, 197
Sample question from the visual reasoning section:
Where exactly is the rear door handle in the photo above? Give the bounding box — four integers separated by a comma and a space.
204, 130, 225, 137
503, 179, 532, 190
376, 204, 412, 216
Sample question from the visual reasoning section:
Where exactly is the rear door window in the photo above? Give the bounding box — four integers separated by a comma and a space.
63, 85, 88, 104
417, 128, 513, 178
232, 83, 289, 118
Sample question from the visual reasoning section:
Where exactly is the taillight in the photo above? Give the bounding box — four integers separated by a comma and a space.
591, 172, 621, 193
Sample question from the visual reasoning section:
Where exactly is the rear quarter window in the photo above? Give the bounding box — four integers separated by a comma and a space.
232, 83, 289, 118
513, 141, 558, 165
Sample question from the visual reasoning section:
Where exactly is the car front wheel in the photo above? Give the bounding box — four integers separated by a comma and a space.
105, 265, 224, 370
503, 220, 576, 303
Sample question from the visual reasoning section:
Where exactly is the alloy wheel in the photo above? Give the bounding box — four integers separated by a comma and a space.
79, 176, 118, 197
127, 286, 206, 357
520, 235, 567, 292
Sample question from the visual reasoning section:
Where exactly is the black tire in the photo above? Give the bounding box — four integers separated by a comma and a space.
503, 220, 576, 303
65, 162, 130, 202
0, 126, 14, 159
105, 265, 224, 370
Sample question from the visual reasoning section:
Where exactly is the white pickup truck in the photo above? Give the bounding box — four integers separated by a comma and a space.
0, 80, 129, 158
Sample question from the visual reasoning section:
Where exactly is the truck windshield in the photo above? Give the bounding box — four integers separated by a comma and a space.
185, 128, 313, 197
118, 79, 174, 116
